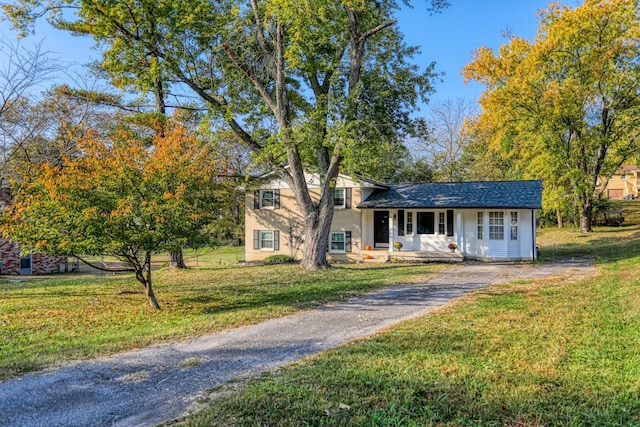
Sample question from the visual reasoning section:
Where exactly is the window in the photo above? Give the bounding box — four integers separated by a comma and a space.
261, 231, 274, 249
333, 189, 345, 208
261, 190, 274, 208
621, 173, 627, 180
438, 212, 445, 234
253, 230, 280, 250
329, 231, 352, 253
510, 212, 518, 240
417, 212, 435, 234
489, 211, 504, 240
477, 212, 484, 240
333, 188, 351, 209
406, 212, 413, 235
253, 190, 280, 209
330, 232, 345, 252
20, 255, 31, 270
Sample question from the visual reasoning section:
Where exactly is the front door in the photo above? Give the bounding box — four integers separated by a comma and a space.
374, 211, 389, 248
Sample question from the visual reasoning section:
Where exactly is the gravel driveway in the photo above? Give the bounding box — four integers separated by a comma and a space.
0, 259, 594, 427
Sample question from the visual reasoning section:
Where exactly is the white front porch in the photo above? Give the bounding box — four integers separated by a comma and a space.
360, 248, 464, 263
362, 209, 462, 254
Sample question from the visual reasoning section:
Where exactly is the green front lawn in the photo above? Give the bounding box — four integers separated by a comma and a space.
179, 210, 640, 426
0, 250, 446, 380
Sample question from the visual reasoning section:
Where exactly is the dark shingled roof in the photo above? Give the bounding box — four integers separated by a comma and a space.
358, 180, 542, 209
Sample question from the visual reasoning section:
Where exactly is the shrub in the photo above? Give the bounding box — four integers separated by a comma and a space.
264, 255, 295, 264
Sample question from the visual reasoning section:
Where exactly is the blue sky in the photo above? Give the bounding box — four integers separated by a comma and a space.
1, 0, 555, 111
398, 0, 552, 104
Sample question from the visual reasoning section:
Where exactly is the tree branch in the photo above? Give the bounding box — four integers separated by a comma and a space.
220, 43, 278, 117
72, 254, 135, 273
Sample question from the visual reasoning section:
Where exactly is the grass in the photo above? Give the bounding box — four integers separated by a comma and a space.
538, 199, 640, 262
178, 203, 640, 426
0, 249, 447, 380
4, 205, 640, 425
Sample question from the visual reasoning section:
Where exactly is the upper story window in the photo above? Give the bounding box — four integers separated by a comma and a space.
621, 173, 627, 180
333, 188, 352, 209
334, 189, 345, 208
254, 189, 280, 210
261, 190, 274, 208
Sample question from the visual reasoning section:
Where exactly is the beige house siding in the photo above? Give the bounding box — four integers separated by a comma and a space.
603, 165, 640, 199
244, 186, 366, 262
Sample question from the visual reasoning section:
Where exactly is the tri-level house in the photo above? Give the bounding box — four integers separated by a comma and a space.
245, 174, 543, 263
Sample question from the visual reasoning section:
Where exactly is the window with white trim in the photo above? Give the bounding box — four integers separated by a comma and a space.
253, 230, 280, 250
438, 212, 445, 235
261, 190, 274, 208
417, 212, 435, 235
261, 231, 275, 249
330, 232, 345, 253
333, 189, 345, 208
406, 212, 413, 235
477, 212, 484, 240
489, 211, 504, 240
254, 189, 280, 210
510, 212, 518, 240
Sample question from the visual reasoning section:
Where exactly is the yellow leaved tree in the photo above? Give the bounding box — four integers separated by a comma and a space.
464, 0, 640, 231
1, 121, 224, 309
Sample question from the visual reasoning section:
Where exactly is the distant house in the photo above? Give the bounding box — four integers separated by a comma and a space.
245, 174, 543, 263
0, 188, 68, 275
602, 165, 640, 199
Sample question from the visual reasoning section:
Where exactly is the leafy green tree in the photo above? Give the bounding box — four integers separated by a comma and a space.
4, 0, 448, 268
1, 121, 224, 309
463, 0, 640, 231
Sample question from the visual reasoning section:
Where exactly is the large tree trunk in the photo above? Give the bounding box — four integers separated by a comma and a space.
579, 199, 593, 233
556, 208, 563, 228
300, 206, 334, 270
168, 247, 187, 269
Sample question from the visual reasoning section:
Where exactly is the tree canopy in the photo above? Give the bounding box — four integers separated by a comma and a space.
463, 0, 640, 231
1, 121, 226, 308
4, 0, 448, 268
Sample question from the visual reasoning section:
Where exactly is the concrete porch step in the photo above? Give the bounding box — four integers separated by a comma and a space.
389, 250, 464, 263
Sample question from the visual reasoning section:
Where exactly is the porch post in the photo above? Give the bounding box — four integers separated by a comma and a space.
389, 210, 395, 252
456, 212, 463, 253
